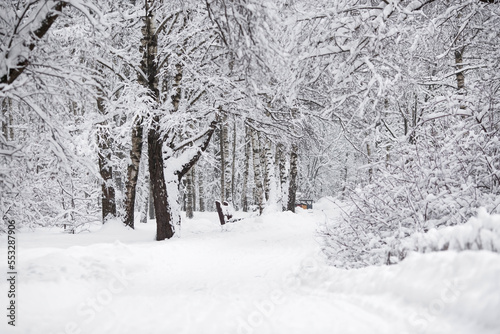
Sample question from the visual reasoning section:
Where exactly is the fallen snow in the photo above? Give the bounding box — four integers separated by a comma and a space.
0, 204, 499, 334
402, 207, 500, 253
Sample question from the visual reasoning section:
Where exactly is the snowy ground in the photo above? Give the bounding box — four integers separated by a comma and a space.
1, 202, 499, 334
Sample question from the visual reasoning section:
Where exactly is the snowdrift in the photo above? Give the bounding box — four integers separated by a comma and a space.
0, 208, 498, 334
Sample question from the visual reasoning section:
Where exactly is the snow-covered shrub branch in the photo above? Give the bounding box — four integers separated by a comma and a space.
399, 207, 500, 255
321, 101, 500, 268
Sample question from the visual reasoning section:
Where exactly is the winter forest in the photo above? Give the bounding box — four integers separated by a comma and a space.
1, 0, 500, 333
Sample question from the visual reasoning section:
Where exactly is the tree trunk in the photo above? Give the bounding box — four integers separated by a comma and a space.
198, 166, 205, 212
191, 165, 197, 212
260, 133, 269, 202
148, 180, 155, 219
342, 152, 348, 193
140, 173, 149, 224
123, 119, 143, 228
287, 144, 298, 212
125, 0, 157, 230
140, 193, 148, 224
1, 98, 9, 141
149, 121, 174, 240
277, 144, 288, 211
186, 166, 194, 219
219, 121, 226, 202
264, 137, 277, 208
455, 48, 465, 91
252, 129, 264, 214
96, 97, 116, 222
366, 143, 372, 183
230, 119, 237, 208
242, 125, 251, 212
1, 98, 13, 144
219, 112, 231, 203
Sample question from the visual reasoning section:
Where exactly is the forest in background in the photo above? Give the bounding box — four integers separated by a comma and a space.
1, 0, 499, 267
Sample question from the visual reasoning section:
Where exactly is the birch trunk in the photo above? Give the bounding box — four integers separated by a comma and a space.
185, 166, 194, 219
140, 173, 149, 224
198, 167, 205, 212
276, 144, 288, 211
263, 138, 277, 209
287, 144, 298, 212
124, 0, 156, 229
1, 99, 6, 142
1, 98, 12, 142
455, 48, 465, 91
219, 112, 231, 203
242, 125, 251, 212
219, 121, 225, 202
366, 143, 372, 183
230, 120, 237, 207
260, 133, 269, 202
123, 119, 143, 228
97, 97, 117, 222
191, 166, 196, 212
252, 129, 264, 214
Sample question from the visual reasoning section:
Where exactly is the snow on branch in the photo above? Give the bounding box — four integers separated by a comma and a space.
0, 1, 66, 88
0, 0, 104, 91
401, 208, 500, 254
168, 119, 217, 180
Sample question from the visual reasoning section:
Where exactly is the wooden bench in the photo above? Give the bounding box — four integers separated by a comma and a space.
215, 201, 233, 225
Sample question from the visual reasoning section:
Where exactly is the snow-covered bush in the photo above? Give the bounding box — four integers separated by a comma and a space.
321, 112, 500, 268
0, 127, 101, 233
399, 207, 500, 256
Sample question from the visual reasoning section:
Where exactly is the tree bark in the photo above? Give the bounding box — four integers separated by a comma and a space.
124, 0, 157, 230
198, 166, 205, 212
149, 119, 174, 240
123, 119, 143, 228
186, 166, 195, 219
260, 133, 269, 202
96, 97, 116, 222
264, 137, 276, 206
191, 166, 197, 212
219, 121, 226, 202
287, 144, 298, 212
218, 111, 232, 203
230, 119, 237, 207
148, 180, 155, 219
223, 119, 231, 203
242, 125, 251, 212
252, 129, 264, 214
1, 98, 13, 142
140, 173, 149, 224
455, 48, 465, 91
277, 143, 288, 211
366, 143, 373, 183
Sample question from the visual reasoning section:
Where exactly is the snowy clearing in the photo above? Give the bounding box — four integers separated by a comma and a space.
1, 204, 499, 334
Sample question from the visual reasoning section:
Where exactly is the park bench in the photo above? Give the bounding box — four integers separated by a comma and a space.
215, 201, 244, 225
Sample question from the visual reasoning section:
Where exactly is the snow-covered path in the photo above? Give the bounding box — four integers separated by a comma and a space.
1, 207, 499, 334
